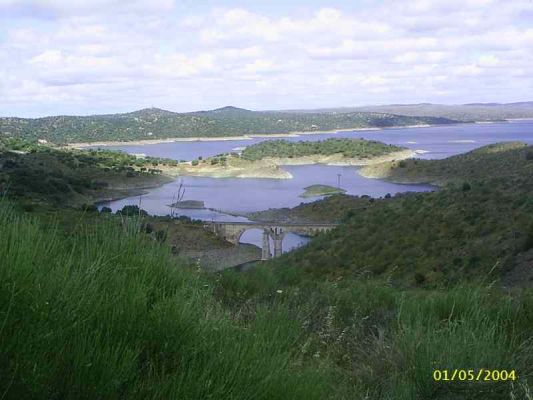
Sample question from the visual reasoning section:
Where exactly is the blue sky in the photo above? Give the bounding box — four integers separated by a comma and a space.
1, 0, 532, 117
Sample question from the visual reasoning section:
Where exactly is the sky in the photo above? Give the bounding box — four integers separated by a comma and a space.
1, 0, 532, 117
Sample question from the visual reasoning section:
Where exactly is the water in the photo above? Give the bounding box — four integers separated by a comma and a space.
97, 120, 533, 251
100, 120, 533, 161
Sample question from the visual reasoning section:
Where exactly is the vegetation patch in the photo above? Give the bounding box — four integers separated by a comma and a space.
0, 137, 179, 206
242, 138, 405, 161
300, 184, 346, 198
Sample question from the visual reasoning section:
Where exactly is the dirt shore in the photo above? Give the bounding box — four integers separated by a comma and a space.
63, 123, 446, 149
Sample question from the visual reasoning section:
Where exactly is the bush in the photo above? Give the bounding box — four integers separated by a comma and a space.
117, 204, 147, 216
21, 202, 35, 212
414, 272, 426, 285
144, 222, 154, 234
155, 229, 167, 243
523, 223, 533, 251
100, 206, 112, 213
81, 203, 98, 212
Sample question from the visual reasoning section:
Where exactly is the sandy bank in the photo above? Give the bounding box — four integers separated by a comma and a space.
358, 159, 441, 185
176, 158, 292, 179
62, 123, 454, 149
63, 136, 255, 149
264, 149, 416, 167
175, 149, 416, 180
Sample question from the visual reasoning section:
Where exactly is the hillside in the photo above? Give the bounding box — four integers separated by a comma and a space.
0, 107, 458, 145
360, 141, 532, 185
248, 142, 533, 287
0, 137, 179, 206
213, 143, 533, 398
340, 102, 533, 121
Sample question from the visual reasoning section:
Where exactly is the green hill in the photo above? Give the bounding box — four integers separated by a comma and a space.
241, 138, 405, 161
361, 141, 531, 185
0, 107, 458, 144
249, 142, 533, 286
291, 102, 533, 121
0, 137, 178, 206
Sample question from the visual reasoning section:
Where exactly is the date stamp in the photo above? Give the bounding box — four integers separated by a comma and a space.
432, 369, 517, 382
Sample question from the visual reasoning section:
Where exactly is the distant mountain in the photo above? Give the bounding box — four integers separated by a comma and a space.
0, 106, 459, 145
281, 101, 533, 121
464, 101, 533, 107
123, 107, 178, 118
195, 106, 253, 115
304, 102, 533, 121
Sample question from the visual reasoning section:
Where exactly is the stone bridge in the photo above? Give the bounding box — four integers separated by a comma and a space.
203, 221, 337, 260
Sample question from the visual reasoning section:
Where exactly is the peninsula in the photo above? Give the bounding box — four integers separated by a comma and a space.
175, 138, 415, 179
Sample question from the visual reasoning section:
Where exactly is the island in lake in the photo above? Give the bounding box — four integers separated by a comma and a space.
176, 138, 415, 179
168, 200, 205, 209
300, 184, 347, 198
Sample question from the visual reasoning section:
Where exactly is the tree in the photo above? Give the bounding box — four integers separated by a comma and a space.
81, 203, 98, 212
117, 205, 147, 216
155, 230, 167, 243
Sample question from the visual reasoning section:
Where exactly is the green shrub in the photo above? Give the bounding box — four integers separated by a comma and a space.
117, 205, 147, 216
81, 203, 98, 212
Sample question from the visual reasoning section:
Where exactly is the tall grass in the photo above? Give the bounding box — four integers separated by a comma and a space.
217, 266, 533, 400
0, 201, 332, 399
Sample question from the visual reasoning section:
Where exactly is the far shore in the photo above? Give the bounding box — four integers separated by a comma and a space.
62, 122, 468, 149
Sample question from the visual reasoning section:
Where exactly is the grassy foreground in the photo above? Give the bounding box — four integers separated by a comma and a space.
0, 201, 333, 399
217, 265, 533, 399
4, 196, 531, 399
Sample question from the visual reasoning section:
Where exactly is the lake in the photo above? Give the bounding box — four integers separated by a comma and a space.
97, 119, 533, 252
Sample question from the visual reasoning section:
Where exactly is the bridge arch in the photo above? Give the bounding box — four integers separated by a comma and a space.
204, 221, 337, 259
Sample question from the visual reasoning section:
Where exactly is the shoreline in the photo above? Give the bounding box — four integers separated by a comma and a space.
93, 174, 176, 205
62, 122, 471, 149
174, 149, 416, 180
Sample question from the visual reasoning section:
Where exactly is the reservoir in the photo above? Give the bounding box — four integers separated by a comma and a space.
97, 119, 533, 252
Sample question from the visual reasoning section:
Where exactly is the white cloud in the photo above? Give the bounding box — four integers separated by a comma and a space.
0, 0, 176, 16
0, 0, 532, 116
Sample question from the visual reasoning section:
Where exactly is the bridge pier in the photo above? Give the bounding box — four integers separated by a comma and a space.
203, 221, 336, 261
261, 229, 271, 260
270, 227, 285, 258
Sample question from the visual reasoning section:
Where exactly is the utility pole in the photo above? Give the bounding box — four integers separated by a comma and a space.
337, 173, 341, 188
